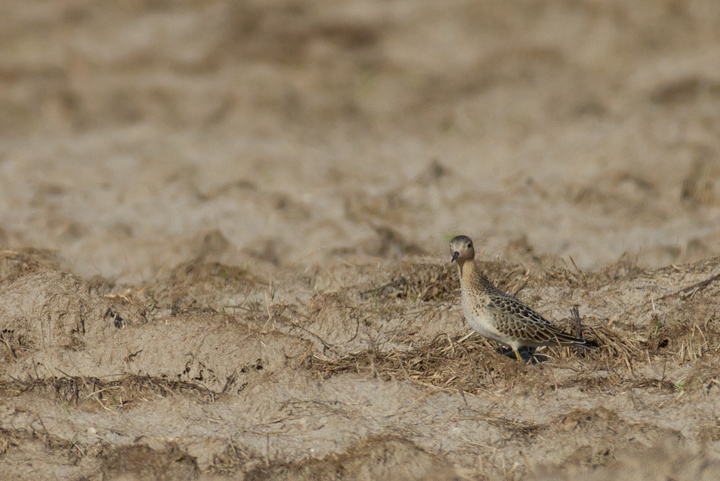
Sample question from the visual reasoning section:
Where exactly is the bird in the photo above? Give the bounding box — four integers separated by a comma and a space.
449, 234, 594, 361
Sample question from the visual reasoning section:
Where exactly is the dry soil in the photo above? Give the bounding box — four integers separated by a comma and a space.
1, 1, 720, 480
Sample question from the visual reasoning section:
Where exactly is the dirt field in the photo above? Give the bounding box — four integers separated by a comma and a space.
1, 1, 720, 479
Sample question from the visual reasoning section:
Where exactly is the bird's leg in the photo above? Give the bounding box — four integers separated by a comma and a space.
514, 349, 523, 361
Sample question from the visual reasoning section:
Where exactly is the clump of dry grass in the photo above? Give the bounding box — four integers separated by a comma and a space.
359, 262, 459, 303
0, 429, 20, 456
581, 320, 646, 363
100, 443, 199, 480
0, 329, 35, 363
0, 427, 86, 464
309, 333, 546, 393
0, 375, 218, 411
209, 439, 270, 476
140, 260, 266, 313
0, 249, 62, 281
242, 435, 458, 481
305, 309, 672, 395
356, 258, 541, 306
631, 263, 720, 390
581, 258, 647, 288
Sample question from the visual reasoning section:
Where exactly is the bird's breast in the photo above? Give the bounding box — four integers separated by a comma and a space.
461, 291, 503, 340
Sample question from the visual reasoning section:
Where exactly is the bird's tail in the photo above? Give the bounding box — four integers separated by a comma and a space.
550, 330, 598, 351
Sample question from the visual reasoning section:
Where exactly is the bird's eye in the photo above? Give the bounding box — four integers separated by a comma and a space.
468, 243, 472, 249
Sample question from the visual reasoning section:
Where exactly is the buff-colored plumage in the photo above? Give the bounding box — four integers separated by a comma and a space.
449, 235, 592, 361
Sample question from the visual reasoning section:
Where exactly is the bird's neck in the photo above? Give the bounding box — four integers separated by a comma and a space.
459, 259, 478, 284
459, 259, 496, 292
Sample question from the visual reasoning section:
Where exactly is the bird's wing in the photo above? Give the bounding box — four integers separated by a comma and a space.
488, 294, 589, 346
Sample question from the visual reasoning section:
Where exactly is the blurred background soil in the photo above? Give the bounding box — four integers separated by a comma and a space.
1, 0, 720, 480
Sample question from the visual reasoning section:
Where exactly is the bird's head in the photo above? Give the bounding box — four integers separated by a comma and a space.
449, 235, 475, 264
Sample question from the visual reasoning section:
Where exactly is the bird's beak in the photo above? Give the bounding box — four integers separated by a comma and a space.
451, 252, 459, 263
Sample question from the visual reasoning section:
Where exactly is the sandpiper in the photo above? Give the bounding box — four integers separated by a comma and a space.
449, 235, 593, 361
